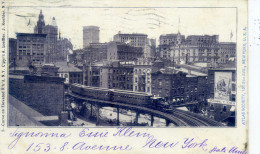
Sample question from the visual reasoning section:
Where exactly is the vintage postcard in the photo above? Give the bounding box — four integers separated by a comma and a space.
0, 0, 248, 153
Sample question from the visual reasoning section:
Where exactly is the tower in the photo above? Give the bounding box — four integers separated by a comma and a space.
34, 10, 45, 34
83, 26, 100, 48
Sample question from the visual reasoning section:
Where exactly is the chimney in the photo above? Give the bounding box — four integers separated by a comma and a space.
188, 69, 191, 75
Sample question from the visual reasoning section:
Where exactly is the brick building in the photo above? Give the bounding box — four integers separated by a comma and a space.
133, 58, 164, 94
9, 74, 65, 116
83, 63, 103, 87
100, 61, 134, 90
16, 33, 47, 66
82, 43, 107, 65
55, 62, 83, 84
151, 68, 208, 104
107, 42, 143, 61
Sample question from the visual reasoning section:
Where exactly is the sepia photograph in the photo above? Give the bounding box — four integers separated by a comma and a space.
8, 7, 237, 127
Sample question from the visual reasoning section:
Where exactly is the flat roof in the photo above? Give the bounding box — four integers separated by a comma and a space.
16, 33, 47, 37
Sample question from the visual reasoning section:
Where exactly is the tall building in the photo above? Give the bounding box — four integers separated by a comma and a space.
113, 32, 148, 48
16, 33, 47, 66
83, 26, 100, 48
34, 10, 45, 34
34, 11, 58, 63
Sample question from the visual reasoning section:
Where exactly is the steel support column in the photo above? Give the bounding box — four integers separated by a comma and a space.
151, 114, 154, 127
117, 107, 120, 126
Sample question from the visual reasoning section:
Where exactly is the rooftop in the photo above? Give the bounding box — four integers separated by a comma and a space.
55, 62, 82, 73
16, 33, 47, 37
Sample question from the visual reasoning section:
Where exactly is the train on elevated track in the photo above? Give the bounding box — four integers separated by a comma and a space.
69, 83, 170, 110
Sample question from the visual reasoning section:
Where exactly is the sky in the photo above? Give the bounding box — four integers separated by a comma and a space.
8, 7, 237, 49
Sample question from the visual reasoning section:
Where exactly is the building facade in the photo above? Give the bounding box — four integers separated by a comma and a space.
34, 11, 58, 63
158, 33, 234, 67
219, 42, 236, 64
83, 26, 100, 48
100, 61, 134, 91
113, 32, 148, 48
56, 37, 73, 62
107, 42, 143, 61
56, 62, 83, 84
133, 58, 164, 94
82, 43, 107, 65
151, 69, 208, 104
16, 33, 47, 66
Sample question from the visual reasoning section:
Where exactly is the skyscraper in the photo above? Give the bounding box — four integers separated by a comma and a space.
34, 10, 45, 34
34, 11, 58, 63
83, 26, 100, 48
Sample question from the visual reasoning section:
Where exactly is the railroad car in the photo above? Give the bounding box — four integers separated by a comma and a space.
70, 84, 153, 106
112, 89, 152, 106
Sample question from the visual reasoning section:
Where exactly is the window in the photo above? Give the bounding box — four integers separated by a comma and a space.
210, 104, 214, 111
231, 94, 236, 101
223, 106, 227, 112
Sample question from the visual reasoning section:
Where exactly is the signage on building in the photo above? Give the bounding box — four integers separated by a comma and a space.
214, 72, 232, 101
207, 98, 236, 106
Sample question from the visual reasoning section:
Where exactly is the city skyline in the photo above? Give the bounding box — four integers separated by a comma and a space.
9, 7, 236, 49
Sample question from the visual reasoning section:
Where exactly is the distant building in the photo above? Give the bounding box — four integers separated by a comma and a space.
34, 10, 45, 34
159, 33, 221, 67
219, 42, 236, 64
159, 33, 185, 45
57, 37, 73, 62
113, 32, 148, 48
9, 38, 17, 65
185, 35, 219, 45
16, 33, 47, 66
207, 68, 236, 126
107, 42, 143, 61
83, 26, 100, 48
144, 38, 156, 58
34, 10, 58, 63
82, 43, 107, 65
55, 62, 83, 84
